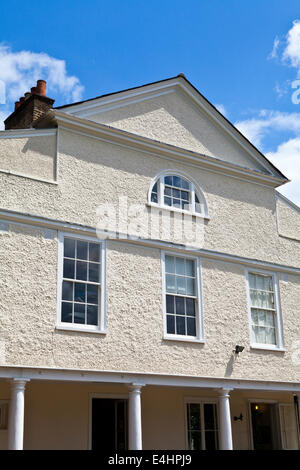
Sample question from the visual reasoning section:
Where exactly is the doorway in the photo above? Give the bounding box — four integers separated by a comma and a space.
91, 398, 128, 451
250, 403, 280, 450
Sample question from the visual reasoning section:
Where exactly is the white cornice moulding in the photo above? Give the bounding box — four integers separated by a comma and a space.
1, 364, 300, 392
0, 129, 57, 139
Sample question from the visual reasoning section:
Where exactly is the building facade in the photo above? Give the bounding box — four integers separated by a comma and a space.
0, 75, 299, 450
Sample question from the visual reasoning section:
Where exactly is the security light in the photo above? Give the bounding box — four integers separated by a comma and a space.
234, 345, 245, 354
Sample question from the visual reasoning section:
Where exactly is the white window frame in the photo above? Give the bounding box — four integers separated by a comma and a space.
184, 397, 219, 450
148, 170, 209, 220
245, 268, 285, 351
56, 231, 106, 334
161, 251, 204, 343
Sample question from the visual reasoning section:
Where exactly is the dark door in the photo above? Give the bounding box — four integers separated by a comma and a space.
251, 403, 280, 450
91, 398, 128, 451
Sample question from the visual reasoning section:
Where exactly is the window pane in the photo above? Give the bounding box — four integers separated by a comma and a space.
189, 431, 202, 450
175, 257, 185, 275
265, 327, 276, 344
173, 176, 182, 188
185, 260, 195, 277
176, 276, 186, 294
151, 192, 158, 203
181, 178, 190, 190
172, 188, 181, 199
195, 194, 201, 213
74, 283, 86, 303
205, 431, 217, 450
89, 263, 100, 283
61, 302, 72, 323
164, 196, 172, 206
166, 295, 175, 313
87, 305, 98, 326
166, 275, 176, 293
186, 298, 195, 316
175, 297, 185, 315
186, 277, 195, 296
164, 176, 173, 186
167, 315, 175, 334
74, 303, 85, 324
62, 281, 73, 301
187, 317, 196, 336
165, 256, 175, 274
189, 404, 201, 430
265, 311, 275, 327
173, 198, 181, 208
64, 238, 75, 258
76, 261, 88, 281
181, 190, 189, 201
204, 404, 216, 430
89, 243, 100, 262
176, 316, 186, 335
164, 186, 172, 196
77, 241, 88, 260
63, 259, 75, 279
87, 285, 98, 304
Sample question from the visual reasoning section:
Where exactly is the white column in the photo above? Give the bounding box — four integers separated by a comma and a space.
128, 383, 144, 450
8, 378, 29, 450
218, 388, 233, 450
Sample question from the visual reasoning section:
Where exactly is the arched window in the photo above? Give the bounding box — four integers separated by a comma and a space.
149, 171, 208, 217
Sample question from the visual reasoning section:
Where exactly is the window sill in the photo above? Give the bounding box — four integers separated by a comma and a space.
146, 203, 210, 220
55, 325, 107, 335
163, 334, 205, 344
250, 344, 286, 352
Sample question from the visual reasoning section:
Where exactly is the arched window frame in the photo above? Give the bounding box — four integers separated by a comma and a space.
148, 170, 209, 219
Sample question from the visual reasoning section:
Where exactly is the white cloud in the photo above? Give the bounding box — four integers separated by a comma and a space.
282, 20, 300, 73
215, 103, 227, 117
269, 36, 280, 60
235, 110, 300, 148
235, 110, 300, 205
0, 44, 84, 114
266, 137, 300, 204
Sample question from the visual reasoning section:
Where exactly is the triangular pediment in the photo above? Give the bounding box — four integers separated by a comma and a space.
57, 76, 286, 179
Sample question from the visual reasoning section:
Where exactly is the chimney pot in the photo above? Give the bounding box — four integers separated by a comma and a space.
5, 81, 54, 129
36, 80, 46, 96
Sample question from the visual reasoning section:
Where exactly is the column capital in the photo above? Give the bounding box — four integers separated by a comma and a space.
218, 388, 233, 398
11, 378, 30, 390
128, 383, 145, 393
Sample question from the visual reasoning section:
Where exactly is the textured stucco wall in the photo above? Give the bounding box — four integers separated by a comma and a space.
277, 196, 300, 242
0, 225, 300, 382
0, 380, 295, 450
0, 134, 56, 181
87, 90, 270, 173
0, 124, 299, 383
0, 128, 298, 266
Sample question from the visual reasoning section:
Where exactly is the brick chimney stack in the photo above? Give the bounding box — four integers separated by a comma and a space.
4, 80, 55, 130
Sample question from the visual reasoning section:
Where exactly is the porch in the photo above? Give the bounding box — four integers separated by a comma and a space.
0, 367, 299, 450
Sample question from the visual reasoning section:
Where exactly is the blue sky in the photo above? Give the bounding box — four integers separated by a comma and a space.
1, 0, 300, 203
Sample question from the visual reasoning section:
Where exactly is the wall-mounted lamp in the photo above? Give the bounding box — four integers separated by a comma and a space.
234, 413, 243, 421
234, 345, 245, 354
